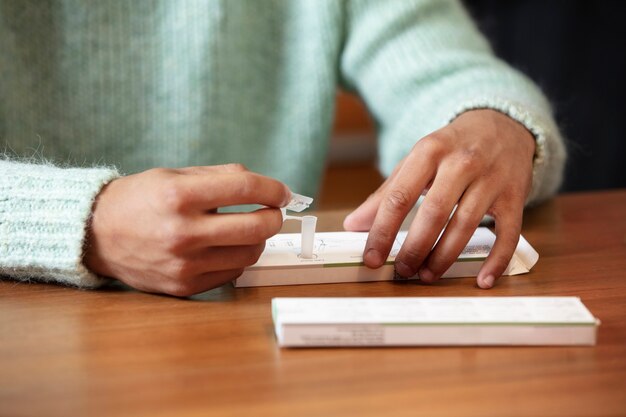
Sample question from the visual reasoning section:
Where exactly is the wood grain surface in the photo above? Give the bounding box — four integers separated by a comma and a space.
1, 190, 625, 417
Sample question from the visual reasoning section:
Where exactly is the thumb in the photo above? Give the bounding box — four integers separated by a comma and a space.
343, 158, 406, 231
343, 190, 383, 231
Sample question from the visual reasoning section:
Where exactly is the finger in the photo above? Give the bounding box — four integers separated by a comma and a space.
186, 208, 284, 248
170, 172, 291, 211
394, 163, 472, 278
199, 243, 266, 272
362, 153, 436, 268
343, 158, 405, 231
194, 268, 247, 292
342, 189, 385, 232
476, 201, 524, 289
163, 268, 246, 297
418, 182, 494, 282
178, 243, 265, 279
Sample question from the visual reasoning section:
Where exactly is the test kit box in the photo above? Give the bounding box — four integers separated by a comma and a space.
272, 297, 600, 347
234, 227, 538, 287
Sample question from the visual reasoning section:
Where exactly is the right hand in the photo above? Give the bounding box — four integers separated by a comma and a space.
84, 164, 291, 296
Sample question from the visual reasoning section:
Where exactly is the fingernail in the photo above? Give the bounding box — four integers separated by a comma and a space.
480, 274, 495, 289
418, 267, 435, 282
395, 261, 415, 278
364, 248, 383, 267
283, 188, 293, 206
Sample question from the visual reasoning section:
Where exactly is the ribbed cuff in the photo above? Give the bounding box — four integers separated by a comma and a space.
0, 160, 120, 288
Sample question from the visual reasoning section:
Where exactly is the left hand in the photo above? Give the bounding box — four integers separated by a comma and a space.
343, 109, 536, 289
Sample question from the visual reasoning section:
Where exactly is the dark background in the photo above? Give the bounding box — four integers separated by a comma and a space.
464, 0, 626, 192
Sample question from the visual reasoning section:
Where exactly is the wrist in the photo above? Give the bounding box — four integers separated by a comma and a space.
83, 179, 119, 278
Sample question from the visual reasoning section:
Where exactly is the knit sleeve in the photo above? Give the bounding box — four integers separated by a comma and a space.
0, 159, 120, 288
339, 0, 566, 204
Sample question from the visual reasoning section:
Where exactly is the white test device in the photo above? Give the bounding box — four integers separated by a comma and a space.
282, 193, 317, 259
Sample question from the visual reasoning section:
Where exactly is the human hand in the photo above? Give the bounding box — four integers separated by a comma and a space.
343, 109, 536, 289
84, 164, 291, 296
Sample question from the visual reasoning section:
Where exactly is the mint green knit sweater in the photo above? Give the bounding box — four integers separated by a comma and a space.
0, 0, 566, 288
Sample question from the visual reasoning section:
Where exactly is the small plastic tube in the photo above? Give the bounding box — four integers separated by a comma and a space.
281, 209, 317, 258
300, 215, 317, 259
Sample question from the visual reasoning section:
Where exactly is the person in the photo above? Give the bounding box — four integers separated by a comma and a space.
0, 0, 566, 296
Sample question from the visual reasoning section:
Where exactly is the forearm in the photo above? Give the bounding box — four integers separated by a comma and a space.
0, 159, 119, 288
340, 0, 566, 204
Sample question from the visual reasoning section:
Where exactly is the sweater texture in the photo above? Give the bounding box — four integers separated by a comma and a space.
0, 0, 566, 287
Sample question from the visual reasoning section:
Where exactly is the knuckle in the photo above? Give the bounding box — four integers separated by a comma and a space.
366, 191, 379, 201
224, 163, 248, 172
416, 134, 444, 157
246, 243, 266, 266
492, 253, 512, 272
385, 188, 414, 212
456, 147, 483, 172
419, 199, 449, 225
166, 259, 194, 281
242, 219, 267, 242
237, 173, 260, 199
259, 211, 283, 238
371, 228, 397, 249
426, 193, 447, 212
161, 181, 192, 213
146, 167, 171, 177
159, 220, 193, 253
503, 232, 521, 249
165, 282, 196, 298
426, 130, 451, 142
427, 255, 450, 274
453, 207, 482, 231
491, 236, 520, 271
492, 203, 523, 228
270, 211, 284, 232
425, 260, 446, 277
400, 244, 428, 264
214, 269, 245, 286
506, 186, 529, 205
229, 268, 245, 280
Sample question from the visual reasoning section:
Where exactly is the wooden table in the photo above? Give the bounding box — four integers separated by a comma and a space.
1, 190, 625, 417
